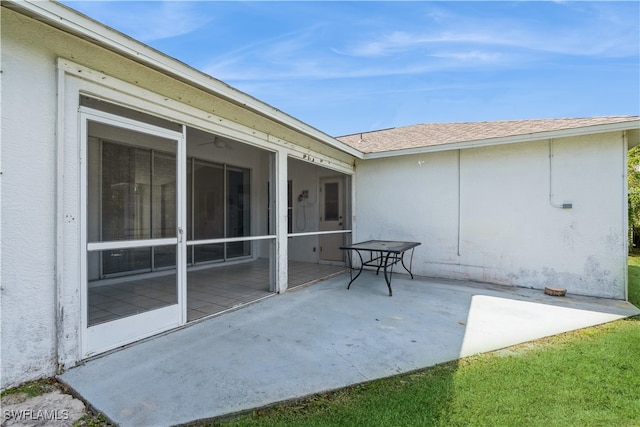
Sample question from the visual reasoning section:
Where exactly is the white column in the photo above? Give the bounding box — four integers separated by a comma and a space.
275, 150, 289, 293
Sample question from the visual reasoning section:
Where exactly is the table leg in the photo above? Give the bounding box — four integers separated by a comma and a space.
372, 250, 382, 276
382, 251, 393, 296
400, 248, 416, 279
347, 249, 364, 290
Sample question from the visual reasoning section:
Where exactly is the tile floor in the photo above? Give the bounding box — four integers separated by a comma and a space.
88, 259, 347, 325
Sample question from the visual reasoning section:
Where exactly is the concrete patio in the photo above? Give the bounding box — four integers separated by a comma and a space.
58, 272, 640, 426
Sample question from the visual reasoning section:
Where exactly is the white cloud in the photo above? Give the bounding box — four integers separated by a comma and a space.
337, 24, 636, 60
131, 2, 212, 41
63, 1, 212, 41
333, 1, 638, 60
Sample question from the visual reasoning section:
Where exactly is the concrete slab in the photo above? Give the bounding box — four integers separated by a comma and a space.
58, 273, 639, 426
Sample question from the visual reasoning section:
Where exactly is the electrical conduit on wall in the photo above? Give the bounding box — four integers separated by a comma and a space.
549, 138, 573, 210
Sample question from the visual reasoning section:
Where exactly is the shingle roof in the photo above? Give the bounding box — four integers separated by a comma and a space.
336, 116, 640, 155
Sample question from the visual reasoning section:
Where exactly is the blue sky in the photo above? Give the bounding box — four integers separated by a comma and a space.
61, 1, 639, 137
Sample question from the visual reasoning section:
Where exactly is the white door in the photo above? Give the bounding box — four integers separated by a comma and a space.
81, 109, 186, 358
319, 177, 345, 262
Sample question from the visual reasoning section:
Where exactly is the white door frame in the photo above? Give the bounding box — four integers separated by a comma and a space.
79, 108, 187, 358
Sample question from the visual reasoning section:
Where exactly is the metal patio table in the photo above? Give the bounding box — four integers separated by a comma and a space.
340, 240, 421, 296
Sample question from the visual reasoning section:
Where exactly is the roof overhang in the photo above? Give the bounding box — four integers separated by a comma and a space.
3, 0, 363, 158
361, 119, 640, 159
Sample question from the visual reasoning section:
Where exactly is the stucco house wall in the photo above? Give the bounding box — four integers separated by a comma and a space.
1, 8, 61, 389
354, 132, 629, 299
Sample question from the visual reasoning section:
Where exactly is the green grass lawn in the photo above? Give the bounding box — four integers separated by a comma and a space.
219, 261, 640, 427
628, 251, 640, 306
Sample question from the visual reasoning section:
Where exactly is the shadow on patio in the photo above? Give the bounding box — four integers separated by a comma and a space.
59, 272, 639, 426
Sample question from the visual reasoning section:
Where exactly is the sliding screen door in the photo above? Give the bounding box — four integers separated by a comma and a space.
191, 161, 225, 263
187, 161, 251, 263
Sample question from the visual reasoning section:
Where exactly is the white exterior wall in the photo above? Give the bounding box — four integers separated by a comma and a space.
354, 133, 628, 299
1, 12, 60, 388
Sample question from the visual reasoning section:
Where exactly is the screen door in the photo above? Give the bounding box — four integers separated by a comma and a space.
81, 109, 186, 357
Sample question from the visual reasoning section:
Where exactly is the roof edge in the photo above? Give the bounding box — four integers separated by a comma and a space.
361, 119, 640, 159
5, 0, 362, 158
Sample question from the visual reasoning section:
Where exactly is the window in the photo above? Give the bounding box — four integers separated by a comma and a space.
324, 182, 340, 221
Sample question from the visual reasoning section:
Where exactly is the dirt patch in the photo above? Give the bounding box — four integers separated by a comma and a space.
1, 380, 110, 427
2, 389, 85, 426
